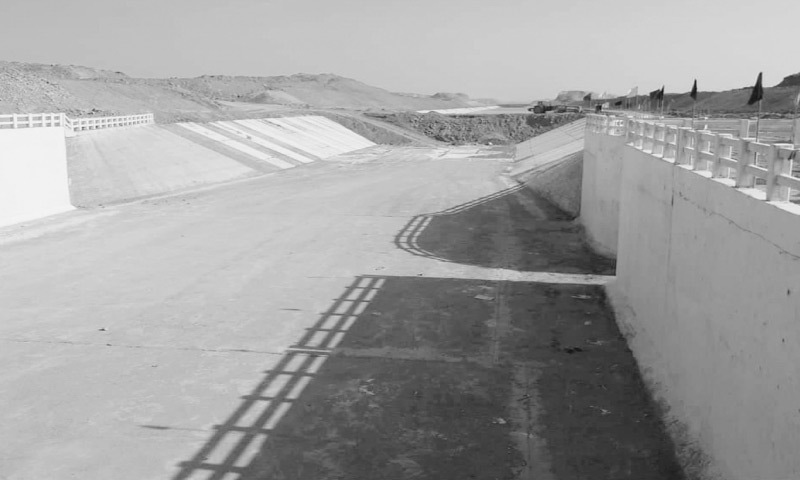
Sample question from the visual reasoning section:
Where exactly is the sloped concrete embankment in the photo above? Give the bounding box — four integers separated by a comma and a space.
0, 127, 73, 227
509, 118, 586, 216
581, 129, 800, 480
67, 116, 375, 207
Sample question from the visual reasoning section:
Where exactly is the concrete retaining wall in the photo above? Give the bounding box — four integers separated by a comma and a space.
515, 151, 583, 217
0, 127, 73, 227
584, 134, 800, 479
579, 131, 626, 257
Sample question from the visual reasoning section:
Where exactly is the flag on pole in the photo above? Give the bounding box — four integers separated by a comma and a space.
649, 89, 660, 100
657, 85, 665, 101
626, 87, 638, 98
747, 72, 763, 106
690, 80, 698, 100
583, 93, 592, 102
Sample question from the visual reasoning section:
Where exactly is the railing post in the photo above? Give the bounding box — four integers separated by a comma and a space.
654, 124, 663, 157
766, 145, 790, 202
710, 134, 725, 178
735, 139, 756, 188
675, 128, 687, 165
739, 119, 751, 138
638, 119, 647, 151
793, 119, 800, 147
691, 130, 702, 169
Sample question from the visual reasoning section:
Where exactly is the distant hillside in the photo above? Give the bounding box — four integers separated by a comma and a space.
0, 61, 490, 121
143, 74, 487, 110
605, 72, 800, 115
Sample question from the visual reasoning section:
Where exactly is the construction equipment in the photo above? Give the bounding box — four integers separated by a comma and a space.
528, 102, 582, 114
528, 101, 554, 114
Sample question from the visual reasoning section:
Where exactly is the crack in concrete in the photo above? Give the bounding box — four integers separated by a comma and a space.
676, 191, 800, 261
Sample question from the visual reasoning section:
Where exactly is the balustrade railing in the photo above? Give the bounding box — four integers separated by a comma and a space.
0, 112, 154, 132
64, 113, 154, 132
587, 114, 800, 204
0, 113, 66, 129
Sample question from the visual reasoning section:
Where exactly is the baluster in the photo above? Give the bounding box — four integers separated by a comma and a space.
735, 139, 756, 188
766, 146, 791, 202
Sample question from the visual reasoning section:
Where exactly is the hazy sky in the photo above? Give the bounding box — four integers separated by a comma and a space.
1, 0, 798, 101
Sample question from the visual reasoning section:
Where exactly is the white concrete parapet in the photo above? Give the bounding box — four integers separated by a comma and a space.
0, 112, 154, 134
0, 113, 66, 129
587, 114, 800, 205
65, 113, 154, 132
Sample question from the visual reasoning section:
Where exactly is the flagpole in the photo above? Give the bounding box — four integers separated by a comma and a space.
793, 90, 799, 146
755, 99, 762, 143
692, 101, 695, 130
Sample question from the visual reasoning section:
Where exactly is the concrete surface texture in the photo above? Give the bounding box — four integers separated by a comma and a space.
67, 125, 258, 207
578, 131, 627, 257
515, 152, 583, 217
0, 145, 682, 480
512, 118, 586, 173
66, 116, 377, 208
583, 133, 800, 479
0, 126, 73, 227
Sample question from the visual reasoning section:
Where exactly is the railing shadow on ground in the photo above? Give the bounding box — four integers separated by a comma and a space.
394, 183, 616, 275
158, 272, 681, 480
166, 275, 386, 480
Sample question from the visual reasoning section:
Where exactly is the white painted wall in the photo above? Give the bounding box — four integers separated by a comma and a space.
0, 127, 73, 227
579, 131, 626, 256
588, 139, 800, 479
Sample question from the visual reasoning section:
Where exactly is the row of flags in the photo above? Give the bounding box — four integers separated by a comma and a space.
586, 73, 800, 144
618, 73, 767, 108
583, 73, 800, 113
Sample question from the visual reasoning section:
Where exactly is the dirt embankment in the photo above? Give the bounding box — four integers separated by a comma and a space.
365, 112, 583, 145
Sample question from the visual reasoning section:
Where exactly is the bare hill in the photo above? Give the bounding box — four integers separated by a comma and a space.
142, 74, 490, 110
0, 61, 491, 121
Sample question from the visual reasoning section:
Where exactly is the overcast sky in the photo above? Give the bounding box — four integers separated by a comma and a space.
1, 0, 798, 101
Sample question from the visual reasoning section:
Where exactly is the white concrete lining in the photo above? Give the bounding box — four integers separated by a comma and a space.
215, 121, 315, 164
177, 123, 294, 170
265, 118, 344, 157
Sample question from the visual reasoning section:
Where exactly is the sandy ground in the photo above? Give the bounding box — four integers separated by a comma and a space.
0, 148, 682, 479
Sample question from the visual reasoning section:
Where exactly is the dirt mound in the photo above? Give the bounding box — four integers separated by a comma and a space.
1, 61, 128, 81
0, 63, 89, 114
367, 112, 583, 145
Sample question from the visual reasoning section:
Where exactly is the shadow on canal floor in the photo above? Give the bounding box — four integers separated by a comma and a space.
166, 273, 682, 480
394, 184, 615, 275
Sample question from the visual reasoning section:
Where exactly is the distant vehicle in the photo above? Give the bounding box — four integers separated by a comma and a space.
528, 101, 554, 114
527, 101, 582, 114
